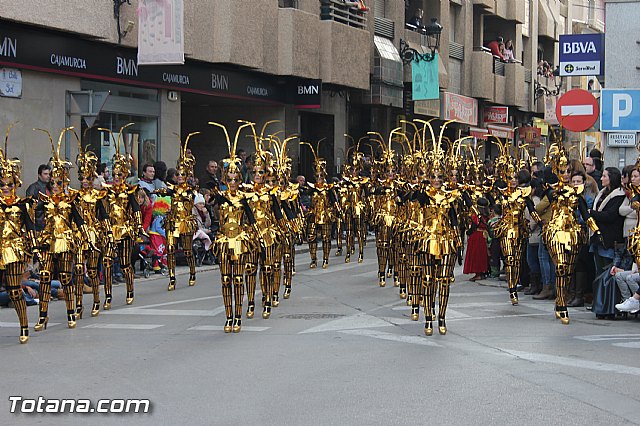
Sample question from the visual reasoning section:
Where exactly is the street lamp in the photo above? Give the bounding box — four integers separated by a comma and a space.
400, 18, 443, 64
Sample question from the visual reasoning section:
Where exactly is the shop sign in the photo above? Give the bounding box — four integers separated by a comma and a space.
414, 99, 440, 117
607, 133, 637, 147
0, 21, 320, 107
469, 127, 489, 140
442, 92, 478, 125
559, 33, 605, 77
519, 126, 542, 143
0, 67, 21, 98
487, 124, 515, 140
483, 106, 509, 124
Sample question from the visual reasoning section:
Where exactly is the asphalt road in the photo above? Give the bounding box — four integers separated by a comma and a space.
1, 245, 639, 425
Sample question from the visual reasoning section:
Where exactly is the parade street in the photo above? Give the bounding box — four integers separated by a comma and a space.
1, 244, 639, 425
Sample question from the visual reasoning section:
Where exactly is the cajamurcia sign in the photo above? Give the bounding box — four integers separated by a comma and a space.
0, 20, 321, 107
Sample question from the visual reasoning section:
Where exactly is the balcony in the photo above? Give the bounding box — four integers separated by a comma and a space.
504, 63, 526, 108
277, 7, 321, 78
473, 0, 495, 12
471, 49, 495, 100
320, 0, 367, 30
318, 20, 370, 89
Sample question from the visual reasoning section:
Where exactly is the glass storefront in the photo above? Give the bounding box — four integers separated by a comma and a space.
79, 81, 160, 179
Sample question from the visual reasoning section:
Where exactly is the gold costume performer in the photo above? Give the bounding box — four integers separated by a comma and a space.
339, 136, 370, 264
33, 127, 92, 331
0, 124, 37, 343
160, 133, 200, 291
73, 129, 110, 319
368, 129, 403, 287
99, 124, 145, 310
271, 136, 303, 300
542, 141, 599, 324
416, 121, 468, 336
242, 121, 285, 319
492, 138, 541, 305
300, 141, 338, 269
209, 122, 257, 333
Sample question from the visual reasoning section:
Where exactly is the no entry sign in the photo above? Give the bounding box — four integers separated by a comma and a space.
555, 89, 600, 132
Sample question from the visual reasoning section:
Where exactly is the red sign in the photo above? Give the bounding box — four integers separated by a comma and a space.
519, 126, 542, 143
443, 92, 478, 125
555, 89, 599, 132
483, 106, 509, 124
469, 127, 489, 139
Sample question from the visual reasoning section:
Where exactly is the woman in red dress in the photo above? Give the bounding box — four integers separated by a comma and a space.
464, 212, 489, 281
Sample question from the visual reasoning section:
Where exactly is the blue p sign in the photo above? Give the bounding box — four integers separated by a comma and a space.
601, 89, 640, 132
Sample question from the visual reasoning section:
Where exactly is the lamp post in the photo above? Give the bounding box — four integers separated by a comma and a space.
400, 18, 443, 64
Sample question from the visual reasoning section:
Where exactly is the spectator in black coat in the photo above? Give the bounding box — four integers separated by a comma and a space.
590, 167, 626, 272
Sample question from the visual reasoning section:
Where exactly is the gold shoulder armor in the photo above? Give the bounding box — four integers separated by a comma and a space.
519, 186, 532, 197
127, 185, 138, 195
574, 184, 584, 195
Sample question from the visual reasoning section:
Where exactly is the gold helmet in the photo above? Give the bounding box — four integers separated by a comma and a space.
98, 123, 135, 181
175, 131, 200, 180
76, 127, 98, 181
271, 134, 297, 181
34, 126, 75, 188
0, 123, 23, 191
300, 138, 328, 181
208, 120, 254, 184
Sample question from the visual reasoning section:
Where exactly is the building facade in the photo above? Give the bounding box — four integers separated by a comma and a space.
1, 0, 575, 187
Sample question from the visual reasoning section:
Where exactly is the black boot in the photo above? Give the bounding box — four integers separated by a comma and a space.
524, 273, 541, 295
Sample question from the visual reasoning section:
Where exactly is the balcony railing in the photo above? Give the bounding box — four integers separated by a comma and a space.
320, 0, 367, 30
279, 0, 299, 7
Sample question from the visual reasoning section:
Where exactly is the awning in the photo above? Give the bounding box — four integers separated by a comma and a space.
487, 124, 515, 139
372, 36, 403, 107
374, 35, 402, 63
469, 127, 489, 139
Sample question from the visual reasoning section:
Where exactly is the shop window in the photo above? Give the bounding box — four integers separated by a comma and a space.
81, 114, 158, 181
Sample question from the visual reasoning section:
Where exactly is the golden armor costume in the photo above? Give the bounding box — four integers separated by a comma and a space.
0, 124, 37, 343
73, 129, 110, 319
492, 138, 542, 305
209, 121, 257, 332
33, 127, 93, 331
242, 121, 286, 319
159, 132, 201, 291
271, 135, 303, 301
542, 141, 599, 324
368, 129, 405, 288
99, 124, 145, 310
300, 141, 339, 270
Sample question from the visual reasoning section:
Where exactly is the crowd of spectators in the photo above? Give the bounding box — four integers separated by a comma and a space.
464, 148, 640, 318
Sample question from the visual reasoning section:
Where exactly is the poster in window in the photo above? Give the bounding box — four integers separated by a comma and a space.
142, 139, 157, 167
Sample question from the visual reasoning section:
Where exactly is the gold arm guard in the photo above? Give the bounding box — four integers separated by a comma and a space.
586, 217, 600, 234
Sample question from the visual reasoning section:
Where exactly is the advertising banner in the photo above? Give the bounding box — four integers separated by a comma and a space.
443, 92, 478, 125
138, 0, 185, 65
483, 106, 509, 124
411, 54, 439, 101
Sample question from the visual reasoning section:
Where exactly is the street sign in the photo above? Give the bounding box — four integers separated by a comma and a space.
607, 133, 637, 147
600, 89, 640, 132
555, 89, 600, 132
559, 33, 605, 77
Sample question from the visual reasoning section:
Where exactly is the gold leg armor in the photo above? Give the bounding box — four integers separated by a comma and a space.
547, 241, 578, 325
118, 238, 135, 305
181, 233, 197, 286
4, 262, 29, 343
58, 252, 76, 329
221, 274, 233, 332
500, 237, 524, 305
245, 251, 258, 318
335, 218, 343, 256
35, 252, 53, 331
321, 223, 332, 268
167, 236, 177, 291
74, 252, 85, 320
283, 243, 294, 299
86, 250, 101, 317
376, 227, 390, 287
272, 243, 283, 306
308, 220, 318, 268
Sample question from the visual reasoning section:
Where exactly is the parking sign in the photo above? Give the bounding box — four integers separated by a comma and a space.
600, 89, 640, 132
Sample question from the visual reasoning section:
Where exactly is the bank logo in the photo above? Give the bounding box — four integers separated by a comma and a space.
564, 64, 574, 74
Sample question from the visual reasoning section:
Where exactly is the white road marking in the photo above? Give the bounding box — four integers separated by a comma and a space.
82, 323, 164, 330
613, 342, 640, 348
575, 334, 640, 342
134, 295, 222, 309
102, 307, 226, 317
298, 312, 392, 334
0, 321, 62, 328
338, 329, 442, 347
188, 325, 270, 332
500, 349, 640, 376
